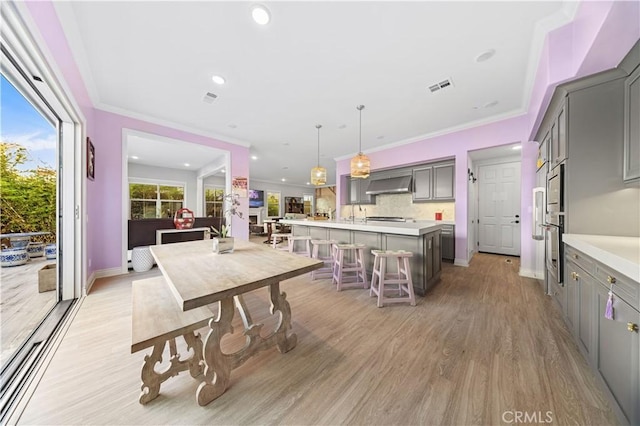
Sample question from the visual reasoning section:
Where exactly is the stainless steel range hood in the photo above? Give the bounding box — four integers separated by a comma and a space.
365, 175, 412, 195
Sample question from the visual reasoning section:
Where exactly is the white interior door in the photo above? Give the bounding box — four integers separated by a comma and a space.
478, 161, 521, 256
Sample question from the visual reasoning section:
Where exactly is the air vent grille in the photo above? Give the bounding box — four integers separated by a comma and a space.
203, 92, 218, 104
428, 78, 453, 93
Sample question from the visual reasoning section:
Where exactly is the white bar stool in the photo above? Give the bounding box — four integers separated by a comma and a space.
370, 250, 415, 307
288, 235, 312, 257
271, 233, 291, 250
310, 239, 336, 280
332, 243, 368, 291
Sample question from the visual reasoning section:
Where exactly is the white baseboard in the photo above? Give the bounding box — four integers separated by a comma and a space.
454, 258, 469, 267
86, 267, 124, 294
519, 268, 544, 279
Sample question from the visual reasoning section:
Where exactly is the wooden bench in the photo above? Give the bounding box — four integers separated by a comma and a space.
131, 276, 214, 404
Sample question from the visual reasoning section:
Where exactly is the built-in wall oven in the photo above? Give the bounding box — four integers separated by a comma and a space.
545, 164, 564, 285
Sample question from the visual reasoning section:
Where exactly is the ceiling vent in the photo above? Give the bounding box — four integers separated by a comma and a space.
428, 78, 453, 93
203, 92, 218, 104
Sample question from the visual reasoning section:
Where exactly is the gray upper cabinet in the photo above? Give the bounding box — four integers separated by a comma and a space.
433, 163, 455, 200
412, 162, 454, 202
348, 176, 375, 205
412, 167, 432, 201
549, 99, 568, 169
623, 65, 640, 182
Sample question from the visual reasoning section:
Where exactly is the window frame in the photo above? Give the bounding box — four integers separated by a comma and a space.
204, 184, 224, 217
128, 178, 186, 219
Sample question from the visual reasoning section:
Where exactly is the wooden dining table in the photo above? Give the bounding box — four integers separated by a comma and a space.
148, 238, 322, 406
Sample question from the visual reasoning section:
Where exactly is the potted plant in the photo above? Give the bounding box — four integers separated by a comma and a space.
211, 193, 243, 254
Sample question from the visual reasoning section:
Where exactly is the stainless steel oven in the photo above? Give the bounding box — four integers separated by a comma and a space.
545, 215, 564, 285
545, 163, 565, 286
547, 164, 563, 214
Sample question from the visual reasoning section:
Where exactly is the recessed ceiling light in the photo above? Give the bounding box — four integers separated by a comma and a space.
130, 155, 139, 160
251, 4, 270, 25
221, 169, 225, 173
184, 163, 190, 167
512, 145, 522, 150
251, 155, 258, 160
475, 49, 496, 63
281, 178, 286, 182
211, 75, 225, 85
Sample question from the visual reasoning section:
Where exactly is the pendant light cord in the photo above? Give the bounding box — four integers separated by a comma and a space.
316, 124, 321, 167
357, 105, 365, 154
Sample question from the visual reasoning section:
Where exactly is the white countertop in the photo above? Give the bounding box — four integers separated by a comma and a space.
280, 219, 446, 236
563, 234, 640, 283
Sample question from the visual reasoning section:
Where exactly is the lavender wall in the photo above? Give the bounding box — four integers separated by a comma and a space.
24, 2, 249, 280
24, 0, 640, 277
337, 0, 640, 272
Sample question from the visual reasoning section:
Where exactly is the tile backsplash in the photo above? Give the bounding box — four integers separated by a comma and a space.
340, 193, 454, 221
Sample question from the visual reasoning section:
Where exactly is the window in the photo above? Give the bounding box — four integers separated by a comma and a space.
205, 186, 224, 217
130, 183, 184, 219
267, 191, 281, 217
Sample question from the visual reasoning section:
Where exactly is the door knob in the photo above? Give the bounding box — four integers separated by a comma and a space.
607, 276, 617, 284
511, 220, 520, 223
628, 323, 639, 333
515, 215, 520, 218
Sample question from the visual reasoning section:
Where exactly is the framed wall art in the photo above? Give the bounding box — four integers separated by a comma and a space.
87, 137, 95, 180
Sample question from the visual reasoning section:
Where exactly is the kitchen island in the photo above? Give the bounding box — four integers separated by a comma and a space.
280, 219, 444, 295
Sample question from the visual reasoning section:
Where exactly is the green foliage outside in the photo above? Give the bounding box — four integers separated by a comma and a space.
0, 142, 56, 243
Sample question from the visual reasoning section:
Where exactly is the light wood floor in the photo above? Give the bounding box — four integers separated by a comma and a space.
17, 251, 617, 425
1, 256, 57, 366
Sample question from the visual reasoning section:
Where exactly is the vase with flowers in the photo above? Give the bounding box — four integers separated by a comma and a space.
211, 193, 243, 254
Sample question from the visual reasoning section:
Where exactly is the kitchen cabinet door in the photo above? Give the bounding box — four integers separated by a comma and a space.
433, 164, 455, 200
595, 284, 640, 425
624, 65, 640, 182
348, 177, 374, 205
412, 167, 432, 201
566, 259, 596, 362
565, 260, 579, 336
550, 99, 568, 169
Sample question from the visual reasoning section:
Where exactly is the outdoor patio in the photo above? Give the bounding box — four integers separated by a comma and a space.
1, 254, 57, 366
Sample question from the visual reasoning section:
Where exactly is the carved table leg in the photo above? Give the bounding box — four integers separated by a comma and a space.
139, 331, 204, 405
196, 297, 235, 406
269, 283, 297, 353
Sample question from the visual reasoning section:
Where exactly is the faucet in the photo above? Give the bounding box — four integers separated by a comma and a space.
350, 204, 355, 222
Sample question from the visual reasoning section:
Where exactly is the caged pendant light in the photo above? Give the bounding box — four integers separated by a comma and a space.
350, 105, 370, 178
311, 124, 327, 186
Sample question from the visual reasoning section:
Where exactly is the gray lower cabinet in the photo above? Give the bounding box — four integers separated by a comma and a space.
563, 245, 640, 425
441, 225, 454, 262
623, 65, 640, 182
595, 284, 639, 425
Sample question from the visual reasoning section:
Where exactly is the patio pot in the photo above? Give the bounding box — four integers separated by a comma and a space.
1, 248, 29, 267
45, 244, 57, 259
27, 242, 44, 258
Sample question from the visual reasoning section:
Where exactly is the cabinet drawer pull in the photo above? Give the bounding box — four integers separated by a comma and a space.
628, 323, 639, 333
573, 254, 578, 260
607, 275, 616, 284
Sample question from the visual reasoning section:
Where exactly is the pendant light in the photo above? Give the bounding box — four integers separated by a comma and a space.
350, 105, 370, 178
311, 124, 327, 186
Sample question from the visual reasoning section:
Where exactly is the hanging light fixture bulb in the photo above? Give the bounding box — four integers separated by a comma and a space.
311, 124, 327, 186
350, 105, 370, 178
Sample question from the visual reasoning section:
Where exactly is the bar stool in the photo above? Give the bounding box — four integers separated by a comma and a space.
271, 233, 291, 250
288, 235, 312, 257
332, 243, 368, 291
310, 239, 336, 280
370, 250, 415, 307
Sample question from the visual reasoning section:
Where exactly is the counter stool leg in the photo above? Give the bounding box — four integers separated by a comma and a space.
377, 259, 386, 308
404, 257, 416, 306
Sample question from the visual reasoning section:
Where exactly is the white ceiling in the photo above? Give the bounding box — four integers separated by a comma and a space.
54, 1, 575, 187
